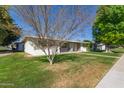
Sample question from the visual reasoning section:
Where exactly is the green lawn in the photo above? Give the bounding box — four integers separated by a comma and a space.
83, 51, 122, 57
0, 52, 122, 88
111, 48, 124, 53
0, 46, 9, 51
0, 46, 6, 50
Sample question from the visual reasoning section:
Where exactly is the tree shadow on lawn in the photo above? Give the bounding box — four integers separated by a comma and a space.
54, 54, 79, 63
37, 54, 79, 64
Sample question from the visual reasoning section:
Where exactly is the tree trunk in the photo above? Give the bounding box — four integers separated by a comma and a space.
49, 60, 53, 65
50, 60, 53, 65
47, 57, 54, 65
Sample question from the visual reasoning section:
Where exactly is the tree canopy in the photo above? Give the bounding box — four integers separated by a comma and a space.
0, 6, 21, 46
93, 6, 124, 46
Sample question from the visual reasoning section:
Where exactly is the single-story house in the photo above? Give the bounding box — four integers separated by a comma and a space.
15, 37, 88, 56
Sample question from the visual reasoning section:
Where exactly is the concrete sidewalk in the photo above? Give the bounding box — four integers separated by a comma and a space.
96, 54, 124, 88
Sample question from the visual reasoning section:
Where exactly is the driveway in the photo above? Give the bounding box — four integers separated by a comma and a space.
96, 54, 124, 88
0, 53, 12, 57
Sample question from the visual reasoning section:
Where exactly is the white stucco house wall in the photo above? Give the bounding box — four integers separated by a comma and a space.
24, 40, 61, 56
15, 37, 88, 56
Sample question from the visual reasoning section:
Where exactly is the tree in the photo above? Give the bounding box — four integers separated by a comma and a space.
93, 6, 124, 52
0, 6, 21, 46
14, 5, 93, 65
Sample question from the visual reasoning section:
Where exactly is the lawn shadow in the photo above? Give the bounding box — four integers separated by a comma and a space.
54, 54, 79, 63
34, 54, 79, 64
37, 56, 49, 63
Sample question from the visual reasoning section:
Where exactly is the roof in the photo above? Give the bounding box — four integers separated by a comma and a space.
23, 36, 83, 44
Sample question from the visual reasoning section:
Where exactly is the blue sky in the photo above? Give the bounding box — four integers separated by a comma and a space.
9, 5, 98, 41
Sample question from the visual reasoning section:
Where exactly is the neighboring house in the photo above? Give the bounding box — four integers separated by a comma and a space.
92, 42, 106, 51
97, 43, 106, 51
15, 37, 88, 56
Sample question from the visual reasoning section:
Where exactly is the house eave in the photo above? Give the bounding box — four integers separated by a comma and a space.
22, 36, 83, 44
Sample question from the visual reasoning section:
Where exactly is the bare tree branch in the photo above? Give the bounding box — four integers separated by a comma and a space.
13, 5, 92, 64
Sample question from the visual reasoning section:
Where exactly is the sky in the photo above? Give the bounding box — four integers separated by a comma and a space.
9, 5, 98, 41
